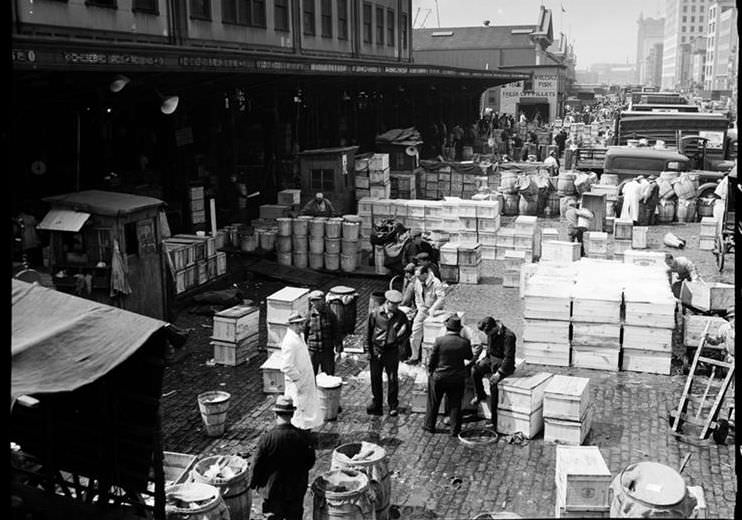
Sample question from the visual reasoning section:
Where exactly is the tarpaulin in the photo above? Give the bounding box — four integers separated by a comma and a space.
11, 280, 166, 403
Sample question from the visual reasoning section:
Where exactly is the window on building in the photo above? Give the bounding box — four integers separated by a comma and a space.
311, 169, 335, 191
337, 0, 348, 39
303, 0, 316, 35
190, 0, 211, 19
376, 6, 384, 45
682, 36, 686, 42
387, 9, 395, 47
683, 6, 688, 12
691, 5, 696, 11
363, 3, 372, 43
133, 0, 157, 12
87, 0, 117, 7
401, 12, 408, 50
275, 0, 289, 31
682, 26, 686, 32
321, 0, 332, 37
222, 1, 265, 26
683, 16, 687, 22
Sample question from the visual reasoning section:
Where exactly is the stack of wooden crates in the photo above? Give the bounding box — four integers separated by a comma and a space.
189, 185, 206, 229
554, 446, 611, 518
543, 375, 593, 445
495, 372, 553, 439
164, 235, 227, 295
368, 154, 391, 200
390, 171, 417, 199
503, 250, 527, 288
584, 232, 609, 259
211, 304, 260, 366
613, 219, 633, 257
699, 217, 718, 250
495, 216, 539, 262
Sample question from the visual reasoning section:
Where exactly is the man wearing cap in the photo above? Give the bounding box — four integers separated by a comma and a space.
402, 229, 435, 267
280, 312, 323, 430
409, 266, 447, 365
424, 315, 473, 436
249, 395, 316, 520
304, 290, 341, 376
706, 308, 735, 365
638, 175, 660, 226
414, 251, 441, 280
471, 317, 517, 432
366, 289, 411, 416
564, 200, 593, 257
300, 192, 337, 217
664, 253, 699, 297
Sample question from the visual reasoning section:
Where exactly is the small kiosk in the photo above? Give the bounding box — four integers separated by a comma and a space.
38, 190, 168, 320
298, 146, 359, 215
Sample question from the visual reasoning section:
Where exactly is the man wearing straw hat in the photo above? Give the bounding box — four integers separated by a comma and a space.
249, 395, 316, 520
280, 312, 323, 430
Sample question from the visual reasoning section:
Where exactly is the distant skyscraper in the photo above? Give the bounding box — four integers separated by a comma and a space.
636, 13, 665, 84
662, 0, 713, 90
703, 1, 737, 92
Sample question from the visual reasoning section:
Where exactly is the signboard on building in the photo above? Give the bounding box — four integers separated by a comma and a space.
499, 70, 561, 122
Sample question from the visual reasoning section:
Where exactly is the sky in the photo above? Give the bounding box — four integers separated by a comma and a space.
411, 0, 667, 69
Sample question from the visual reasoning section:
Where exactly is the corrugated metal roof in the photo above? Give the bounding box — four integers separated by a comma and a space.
413, 25, 537, 51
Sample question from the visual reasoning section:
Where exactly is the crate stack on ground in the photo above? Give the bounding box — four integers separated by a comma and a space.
584, 232, 609, 259
495, 371, 553, 439
357, 197, 374, 253
390, 171, 417, 199
450, 200, 478, 244
474, 199, 501, 260
521, 262, 576, 367
264, 287, 310, 356
631, 226, 648, 249
439, 242, 460, 283
169, 234, 225, 289
494, 215, 538, 262
570, 262, 623, 371
211, 304, 260, 366
421, 311, 456, 368
368, 154, 391, 200
163, 238, 196, 295
699, 217, 718, 251
554, 446, 611, 518
275, 217, 293, 266
543, 375, 593, 446
354, 155, 371, 200
457, 243, 482, 284
539, 228, 559, 259
503, 250, 527, 288
612, 218, 633, 257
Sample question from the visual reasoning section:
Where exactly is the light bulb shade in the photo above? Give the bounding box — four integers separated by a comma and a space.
109, 75, 130, 93
160, 96, 179, 115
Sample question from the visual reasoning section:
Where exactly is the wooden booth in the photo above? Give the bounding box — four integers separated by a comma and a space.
38, 190, 168, 320
298, 146, 359, 215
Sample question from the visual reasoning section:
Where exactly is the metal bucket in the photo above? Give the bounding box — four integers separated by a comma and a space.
197, 391, 231, 437
311, 469, 374, 520
610, 462, 697, 518
324, 253, 340, 271
165, 482, 230, 520
277, 217, 292, 237
331, 442, 391, 520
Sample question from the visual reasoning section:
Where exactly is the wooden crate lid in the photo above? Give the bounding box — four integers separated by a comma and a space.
440, 242, 460, 252
457, 242, 481, 251
260, 351, 284, 369
504, 250, 527, 260
214, 304, 259, 319
545, 375, 590, 397
499, 372, 553, 392
267, 286, 310, 302
555, 446, 610, 477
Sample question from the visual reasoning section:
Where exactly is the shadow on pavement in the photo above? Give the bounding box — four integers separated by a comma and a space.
390, 504, 439, 519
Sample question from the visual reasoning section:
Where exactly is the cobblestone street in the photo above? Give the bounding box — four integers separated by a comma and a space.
161, 217, 736, 519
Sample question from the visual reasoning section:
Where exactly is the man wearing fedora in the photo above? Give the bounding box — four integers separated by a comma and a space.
249, 395, 316, 520
424, 315, 473, 436
366, 289, 411, 416
470, 317, 517, 432
280, 312, 323, 430
304, 290, 341, 376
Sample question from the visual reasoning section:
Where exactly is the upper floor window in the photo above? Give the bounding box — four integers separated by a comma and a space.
133, 0, 157, 12
401, 12, 408, 50
190, 0, 211, 19
683, 5, 688, 12
376, 6, 384, 45
386, 9, 395, 47
303, 0, 316, 36
275, 0, 289, 31
87, 0, 117, 7
321, 0, 332, 38
223, 1, 266, 27
337, 0, 348, 40
683, 16, 687, 22
363, 3, 372, 43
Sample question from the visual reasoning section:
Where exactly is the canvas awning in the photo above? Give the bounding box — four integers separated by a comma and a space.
11, 280, 167, 402
518, 97, 550, 105
37, 209, 91, 232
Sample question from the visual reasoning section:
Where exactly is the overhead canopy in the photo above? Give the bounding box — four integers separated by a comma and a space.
37, 208, 91, 232
11, 280, 167, 401
42, 190, 164, 217
518, 97, 550, 105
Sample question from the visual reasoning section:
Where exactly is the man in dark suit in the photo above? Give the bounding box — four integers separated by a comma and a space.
249, 396, 316, 520
470, 317, 517, 432
423, 315, 473, 436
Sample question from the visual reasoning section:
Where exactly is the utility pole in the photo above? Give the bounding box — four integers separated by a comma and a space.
434, 0, 440, 28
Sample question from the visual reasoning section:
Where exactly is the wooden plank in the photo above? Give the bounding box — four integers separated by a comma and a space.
523, 319, 571, 343
571, 346, 619, 371
581, 193, 606, 232
571, 322, 621, 349
621, 348, 672, 375
622, 325, 673, 352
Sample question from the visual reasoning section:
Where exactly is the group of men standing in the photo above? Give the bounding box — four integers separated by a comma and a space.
619, 175, 661, 226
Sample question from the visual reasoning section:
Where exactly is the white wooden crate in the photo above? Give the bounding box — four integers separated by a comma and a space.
545, 405, 594, 445
543, 375, 591, 421
541, 241, 580, 263
368, 153, 389, 170
266, 321, 289, 347
622, 249, 666, 267
683, 315, 727, 347
522, 319, 570, 344
439, 242, 460, 265
266, 287, 310, 323
523, 341, 570, 367
212, 304, 260, 343
497, 372, 553, 415
554, 446, 611, 508
571, 322, 621, 349
260, 352, 285, 393
496, 407, 544, 438
277, 189, 301, 205
621, 348, 672, 375
571, 346, 619, 371
622, 325, 673, 352
459, 264, 481, 284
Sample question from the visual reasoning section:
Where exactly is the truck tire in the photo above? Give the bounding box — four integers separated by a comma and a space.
697, 181, 719, 200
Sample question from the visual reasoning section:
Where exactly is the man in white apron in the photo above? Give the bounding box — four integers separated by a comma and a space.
280, 312, 323, 430
620, 176, 642, 224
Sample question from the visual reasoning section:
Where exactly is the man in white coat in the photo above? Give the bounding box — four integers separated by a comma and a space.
620, 175, 643, 224
280, 312, 323, 430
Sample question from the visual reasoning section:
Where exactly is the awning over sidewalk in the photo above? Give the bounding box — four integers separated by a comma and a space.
37, 208, 90, 232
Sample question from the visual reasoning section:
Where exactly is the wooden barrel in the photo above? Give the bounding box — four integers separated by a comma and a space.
331, 443, 391, 520
325, 218, 343, 239
165, 483, 230, 520
503, 193, 520, 216
293, 251, 308, 268
341, 239, 358, 256
676, 198, 697, 223
610, 462, 697, 518
327, 286, 358, 334
309, 252, 324, 270
311, 469, 375, 520
292, 234, 308, 252
342, 221, 360, 240
500, 171, 519, 194
546, 192, 561, 218
600, 173, 619, 185
309, 236, 325, 254
557, 172, 577, 195
293, 216, 312, 236
310, 218, 327, 237
240, 233, 257, 253
277, 217, 292, 237
324, 253, 340, 271
277, 252, 292, 266
197, 391, 230, 437
697, 197, 716, 218
192, 455, 251, 520
325, 238, 341, 255
657, 199, 676, 223
518, 195, 538, 216
276, 236, 292, 253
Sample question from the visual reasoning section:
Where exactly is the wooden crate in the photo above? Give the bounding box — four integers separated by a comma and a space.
572, 298, 621, 324
459, 264, 481, 284
439, 242, 459, 265
554, 446, 611, 508
541, 241, 580, 263
355, 176, 370, 189
207, 256, 217, 279
523, 295, 572, 322
622, 250, 666, 267
175, 269, 187, 294
277, 189, 301, 205
216, 251, 227, 275
260, 352, 285, 393
358, 197, 374, 215
184, 265, 197, 288
496, 406, 544, 438
266, 321, 289, 347
612, 239, 632, 256
523, 341, 570, 367
423, 311, 455, 343
613, 218, 633, 240
212, 304, 260, 343
495, 228, 515, 248
514, 215, 537, 232
459, 216, 478, 231
477, 231, 497, 246
197, 260, 208, 285
368, 153, 389, 170
439, 263, 459, 283
266, 287, 310, 323
504, 249, 527, 269
571, 323, 620, 349
623, 301, 676, 329
621, 348, 671, 375
679, 280, 735, 313
497, 372, 553, 415
503, 269, 520, 288
370, 184, 391, 199
481, 245, 496, 261
698, 237, 715, 250
543, 375, 591, 421
457, 243, 481, 265
683, 315, 727, 347
458, 200, 477, 218
622, 325, 673, 352
699, 217, 718, 236
522, 319, 570, 344
555, 503, 610, 518
369, 167, 390, 184
259, 204, 292, 219
456, 231, 479, 244
212, 335, 259, 366
545, 405, 593, 445
571, 346, 619, 371
632, 226, 648, 249
475, 201, 500, 219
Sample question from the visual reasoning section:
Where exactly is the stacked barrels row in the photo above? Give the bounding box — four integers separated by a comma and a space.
499, 166, 576, 218
274, 216, 362, 272
656, 171, 705, 224
232, 223, 277, 253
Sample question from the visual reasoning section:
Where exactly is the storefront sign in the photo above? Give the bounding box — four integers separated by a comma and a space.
64, 52, 164, 66
179, 56, 253, 68
311, 63, 348, 73
256, 60, 306, 71
12, 49, 36, 63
